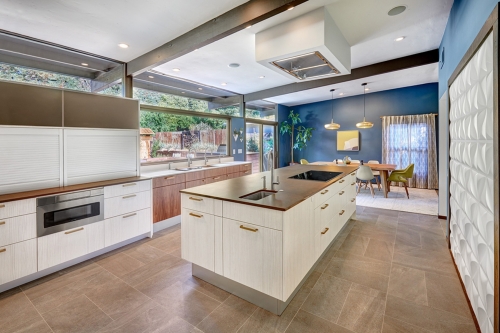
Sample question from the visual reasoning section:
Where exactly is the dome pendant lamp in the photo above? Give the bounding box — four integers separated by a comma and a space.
356, 83, 374, 129
324, 89, 340, 130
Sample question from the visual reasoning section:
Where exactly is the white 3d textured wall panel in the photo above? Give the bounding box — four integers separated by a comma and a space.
449, 33, 494, 333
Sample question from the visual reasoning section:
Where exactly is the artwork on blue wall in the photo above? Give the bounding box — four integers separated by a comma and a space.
337, 130, 359, 151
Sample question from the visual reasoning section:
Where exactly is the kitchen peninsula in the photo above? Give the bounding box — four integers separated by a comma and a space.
180, 164, 358, 314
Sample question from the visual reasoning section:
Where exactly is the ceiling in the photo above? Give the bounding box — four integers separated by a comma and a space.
0, 0, 248, 62
267, 63, 438, 106
153, 0, 452, 103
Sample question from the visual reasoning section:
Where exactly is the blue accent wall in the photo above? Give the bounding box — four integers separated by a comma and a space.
278, 83, 438, 165
439, 0, 498, 98
230, 117, 245, 161
278, 104, 292, 167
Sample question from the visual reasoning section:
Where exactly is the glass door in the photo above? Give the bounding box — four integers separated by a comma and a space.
246, 123, 277, 173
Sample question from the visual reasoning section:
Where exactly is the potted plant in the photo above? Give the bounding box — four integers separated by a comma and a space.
280, 110, 315, 165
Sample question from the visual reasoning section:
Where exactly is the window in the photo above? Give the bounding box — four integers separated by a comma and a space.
140, 111, 228, 164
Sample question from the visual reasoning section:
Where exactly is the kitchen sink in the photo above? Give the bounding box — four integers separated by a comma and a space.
201, 165, 216, 168
240, 190, 277, 201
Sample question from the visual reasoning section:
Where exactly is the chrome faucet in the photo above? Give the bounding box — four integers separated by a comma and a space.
270, 167, 280, 191
218, 155, 221, 163
168, 162, 172, 170
204, 148, 209, 165
187, 155, 192, 167
262, 176, 267, 189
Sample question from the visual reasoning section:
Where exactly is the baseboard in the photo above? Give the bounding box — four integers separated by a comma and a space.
438, 215, 447, 220
153, 215, 181, 233
448, 249, 482, 333
0, 233, 150, 294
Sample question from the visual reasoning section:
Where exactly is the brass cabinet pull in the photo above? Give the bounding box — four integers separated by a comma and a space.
0, 248, 6, 253
339, 210, 345, 216
123, 213, 137, 218
321, 228, 329, 235
0, 204, 4, 208
0, 221, 5, 226
351, 182, 355, 186
213, 177, 221, 180
351, 172, 356, 176
165, 176, 175, 180
321, 204, 329, 210
244, 171, 250, 174
351, 198, 355, 202
320, 190, 329, 195
339, 179, 345, 183
65, 227, 84, 235
240, 225, 258, 232
189, 197, 203, 201
189, 212, 203, 218
123, 194, 136, 199
339, 191, 344, 195
123, 183, 136, 187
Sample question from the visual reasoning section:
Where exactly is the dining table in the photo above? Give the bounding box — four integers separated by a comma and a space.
310, 162, 397, 198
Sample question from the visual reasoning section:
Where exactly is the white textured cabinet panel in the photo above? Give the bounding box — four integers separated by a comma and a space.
282, 198, 315, 300
214, 215, 223, 275
104, 180, 151, 199
223, 218, 282, 300
312, 178, 347, 208
214, 200, 222, 217
0, 198, 36, 219
86, 220, 105, 253
223, 201, 283, 230
181, 193, 215, 215
0, 238, 37, 284
336, 189, 350, 230
181, 208, 214, 271
64, 129, 138, 186
0, 127, 62, 195
0, 213, 36, 247
104, 190, 150, 219
38, 226, 88, 271
104, 208, 151, 247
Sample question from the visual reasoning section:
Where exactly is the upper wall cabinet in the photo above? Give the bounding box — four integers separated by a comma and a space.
0, 127, 63, 195
63, 129, 139, 185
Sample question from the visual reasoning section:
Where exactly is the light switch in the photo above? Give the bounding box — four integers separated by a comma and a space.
238, 149, 242, 154
233, 149, 236, 154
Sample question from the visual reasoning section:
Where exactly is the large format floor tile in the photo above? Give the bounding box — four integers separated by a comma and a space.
0, 208, 477, 333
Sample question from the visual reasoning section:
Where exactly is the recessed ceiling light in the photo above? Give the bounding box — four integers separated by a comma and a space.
287, 6, 294, 10
148, 75, 154, 79
228, 63, 240, 68
259, 75, 265, 79
245, 25, 252, 29
221, 82, 227, 86
172, 68, 180, 72
339, 93, 345, 96
394, 36, 405, 42
118, 43, 129, 48
81, 63, 88, 66
388, 5, 407, 16
198, 88, 203, 90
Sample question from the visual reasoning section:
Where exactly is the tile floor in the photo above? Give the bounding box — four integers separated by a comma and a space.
0, 207, 476, 333
356, 185, 439, 216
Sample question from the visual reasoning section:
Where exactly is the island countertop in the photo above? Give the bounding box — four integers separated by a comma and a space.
180, 164, 358, 211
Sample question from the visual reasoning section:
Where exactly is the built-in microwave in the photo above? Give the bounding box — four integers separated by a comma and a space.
36, 188, 104, 237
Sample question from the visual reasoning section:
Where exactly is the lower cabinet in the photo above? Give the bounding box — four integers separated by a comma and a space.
153, 183, 185, 222
105, 208, 151, 247
38, 221, 105, 271
316, 196, 338, 255
222, 218, 282, 300
0, 238, 37, 284
181, 208, 214, 271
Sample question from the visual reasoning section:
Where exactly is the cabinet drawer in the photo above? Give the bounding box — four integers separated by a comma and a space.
223, 201, 283, 230
205, 167, 227, 178
104, 190, 151, 219
0, 238, 37, 284
153, 183, 185, 223
185, 170, 205, 182
240, 163, 252, 172
347, 172, 357, 186
225, 165, 240, 174
181, 193, 214, 215
186, 179, 207, 188
0, 213, 36, 247
239, 170, 251, 177
312, 178, 347, 208
104, 180, 151, 199
153, 174, 186, 188
205, 174, 228, 184
223, 218, 282, 299
105, 208, 150, 247
226, 172, 239, 180
38, 225, 88, 271
0, 199, 36, 219
181, 208, 214, 271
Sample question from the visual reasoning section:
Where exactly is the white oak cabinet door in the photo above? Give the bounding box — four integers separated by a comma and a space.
317, 195, 338, 254
104, 208, 151, 247
0, 213, 36, 247
38, 226, 88, 271
0, 238, 37, 284
104, 190, 151, 219
181, 208, 215, 271
223, 218, 282, 300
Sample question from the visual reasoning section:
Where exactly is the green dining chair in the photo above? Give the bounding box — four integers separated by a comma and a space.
300, 159, 309, 165
387, 164, 414, 199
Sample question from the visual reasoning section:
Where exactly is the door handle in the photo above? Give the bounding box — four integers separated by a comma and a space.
165, 176, 175, 180
351, 172, 356, 176
189, 197, 203, 201
189, 212, 203, 218
240, 225, 258, 232
321, 228, 329, 234
0, 221, 5, 226
320, 190, 329, 195
351, 182, 355, 186
123, 213, 137, 218
0, 204, 4, 208
339, 191, 344, 195
339, 210, 345, 216
339, 179, 345, 183
321, 204, 329, 210
123, 194, 136, 199
351, 198, 355, 202
65, 227, 84, 234
122, 183, 136, 187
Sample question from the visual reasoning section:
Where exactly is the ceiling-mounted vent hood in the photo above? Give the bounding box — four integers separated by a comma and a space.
255, 7, 350, 81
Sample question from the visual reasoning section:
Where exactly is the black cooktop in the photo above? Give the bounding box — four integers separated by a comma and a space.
289, 170, 343, 182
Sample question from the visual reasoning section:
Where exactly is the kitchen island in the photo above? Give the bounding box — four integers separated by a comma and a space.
180, 164, 358, 315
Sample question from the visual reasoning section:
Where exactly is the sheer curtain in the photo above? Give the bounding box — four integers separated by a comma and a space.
382, 114, 438, 189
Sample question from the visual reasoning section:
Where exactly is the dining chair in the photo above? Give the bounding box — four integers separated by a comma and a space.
356, 165, 376, 197
387, 163, 415, 199
300, 159, 309, 165
367, 160, 381, 190
351, 160, 361, 164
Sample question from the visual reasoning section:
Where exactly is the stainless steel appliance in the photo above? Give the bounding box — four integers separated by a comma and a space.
36, 188, 104, 237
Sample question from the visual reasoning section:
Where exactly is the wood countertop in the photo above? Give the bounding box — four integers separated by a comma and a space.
0, 176, 151, 203
180, 164, 359, 211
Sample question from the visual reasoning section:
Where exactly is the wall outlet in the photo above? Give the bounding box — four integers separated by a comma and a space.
238, 149, 242, 154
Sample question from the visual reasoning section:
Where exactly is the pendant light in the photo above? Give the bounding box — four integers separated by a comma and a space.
356, 83, 374, 129
324, 89, 340, 130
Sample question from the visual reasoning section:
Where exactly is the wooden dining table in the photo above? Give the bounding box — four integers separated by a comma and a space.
310, 162, 397, 198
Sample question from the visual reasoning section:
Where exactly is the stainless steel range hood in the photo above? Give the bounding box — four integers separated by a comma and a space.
271, 51, 340, 80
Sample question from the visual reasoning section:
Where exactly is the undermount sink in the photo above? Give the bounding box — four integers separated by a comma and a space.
240, 190, 277, 201
201, 165, 216, 168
